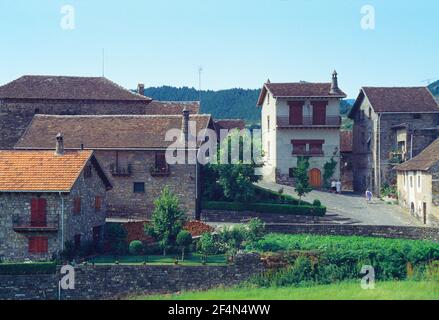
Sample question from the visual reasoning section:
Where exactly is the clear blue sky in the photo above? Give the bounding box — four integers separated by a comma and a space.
0, 0, 437, 98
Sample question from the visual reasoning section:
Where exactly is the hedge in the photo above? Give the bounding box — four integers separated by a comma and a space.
201, 201, 326, 216
0, 262, 57, 275
253, 185, 312, 206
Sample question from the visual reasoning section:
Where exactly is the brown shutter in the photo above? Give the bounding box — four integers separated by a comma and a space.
312, 101, 327, 125
289, 101, 304, 125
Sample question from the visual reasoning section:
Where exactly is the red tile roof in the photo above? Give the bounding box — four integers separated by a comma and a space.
396, 138, 439, 171
16, 115, 212, 150
257, 82, 347, 105
0, 75, 152, 102
214, 119, 246, 131
340, 131, 353, 153
0, 150, 94, 192
350, 87, 439, 116
145, 101, 200, 115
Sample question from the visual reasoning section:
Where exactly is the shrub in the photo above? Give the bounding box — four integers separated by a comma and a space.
176, 230, 193, 261
0, 262, 57, 275
246, 218, 266, 243
129, 240, 145, 255
197, 233, 218, 257
105, 223, 128, 254
313, 199, 321, 207
201, 201, 326, 216
247, 234, 439, 282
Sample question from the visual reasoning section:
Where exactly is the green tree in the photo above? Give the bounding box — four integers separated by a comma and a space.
295, 157, 312, 204
203, 129, 263, 202
176, 230, 193, 261
145, 187, 187, 256
197, 233, 217, 261
323, 157, 338, 188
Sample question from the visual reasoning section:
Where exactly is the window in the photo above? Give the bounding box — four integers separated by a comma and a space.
417, 173, 421, 190
74, 234, 81, 251
410, 175, 413, 188
84, 165, 93, 178
368, 107, 372, 118
154, 152, 169, 173
34, 108, 40, 114
73, 197, 81, 214
292, 142, 306, 155
267, 93, 270, 104
133, 182, 145, 193
31, 198, 47, 227
95, 196, 102, 212
267, 116, 270, 131
29, 236, 48, 254
267, 141, 270, 158
309, 143, 323, 155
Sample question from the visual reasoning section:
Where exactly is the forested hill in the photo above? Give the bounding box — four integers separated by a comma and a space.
143, 86, 261, 123
429, 80, 439, 99
142, 86, 358, 124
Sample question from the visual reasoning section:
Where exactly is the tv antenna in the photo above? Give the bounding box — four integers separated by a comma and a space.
198, 66, 203, 102
102, 49, 105, 77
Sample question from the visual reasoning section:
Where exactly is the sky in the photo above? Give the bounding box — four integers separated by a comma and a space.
0, 0, 437, 98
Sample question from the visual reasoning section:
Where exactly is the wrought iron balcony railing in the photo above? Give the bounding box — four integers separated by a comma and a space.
12, 215, 59, 233
110, 163, 132, 176
277, 115, 341, 127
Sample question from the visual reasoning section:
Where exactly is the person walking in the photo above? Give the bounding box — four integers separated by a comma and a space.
365, 189, 373, 202
331, 180, 336, 193
336, 180, 342, 194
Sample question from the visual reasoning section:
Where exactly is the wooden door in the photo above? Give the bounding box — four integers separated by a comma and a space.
423, 203, 427, 225
309, 169, 322, 188
289, 101, 304, 125
312, 101, 327, 125
31, 198, 47, 227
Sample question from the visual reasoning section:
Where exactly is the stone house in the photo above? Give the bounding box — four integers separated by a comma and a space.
340, 131, 354, 191
0, 136, 112, 261
395, 138, 439, 227
348, 87, 439, 194
0, 75, 199, 150
257, 71, 346, 188
15, 113, 214, 219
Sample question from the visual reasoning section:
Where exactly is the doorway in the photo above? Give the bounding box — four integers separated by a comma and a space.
309, 168, 322, 188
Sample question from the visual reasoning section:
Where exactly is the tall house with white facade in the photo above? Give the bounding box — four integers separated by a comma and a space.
257, 71, 347, 188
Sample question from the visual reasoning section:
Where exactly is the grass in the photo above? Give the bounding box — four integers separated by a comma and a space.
88, 254, 227, 266
132, 281, 439, 300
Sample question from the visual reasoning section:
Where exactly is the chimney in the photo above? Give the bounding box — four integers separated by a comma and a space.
181, 107, 190, 144
137, 83, 145, 96
330, 70, 340, 95
55, 133, 64, 156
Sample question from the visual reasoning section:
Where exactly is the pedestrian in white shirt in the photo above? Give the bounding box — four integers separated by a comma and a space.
336, 180, 342, 194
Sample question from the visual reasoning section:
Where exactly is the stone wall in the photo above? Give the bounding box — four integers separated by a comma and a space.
0, 99, 149, 149
0, 253, 263, 300
94, 150, 197, 219
202, 209, 324, 224
0, 159, 107, 261
265, 223, 439, 242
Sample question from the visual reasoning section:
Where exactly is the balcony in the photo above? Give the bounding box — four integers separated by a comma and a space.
110, 163, 132, 177
277, 115, 341, 128
388, 150, 406, 165
12, 215, 59, 233
150, 164, 171, 177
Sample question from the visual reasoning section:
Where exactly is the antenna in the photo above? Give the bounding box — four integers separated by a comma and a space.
102, 49, 105, 77
198, 66, 203, 102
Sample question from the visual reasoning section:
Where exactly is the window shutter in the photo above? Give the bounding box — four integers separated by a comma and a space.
73, 197, 81, 214
312, 101, 327, 125
29, 237, 48, 254
289, 101, 304, 125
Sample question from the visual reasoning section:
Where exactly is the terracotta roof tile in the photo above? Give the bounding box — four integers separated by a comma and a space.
359, 87, 438, 113
0, 75, 151, 102
145, 101, 200, 115
215, 119, 246, 131
257, 82, 346, 105
0, 150, 93, 192
16, 115, 212, 150
396, 138, 439, 171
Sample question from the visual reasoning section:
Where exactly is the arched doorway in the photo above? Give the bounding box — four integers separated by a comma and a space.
309, 168, 322, 188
